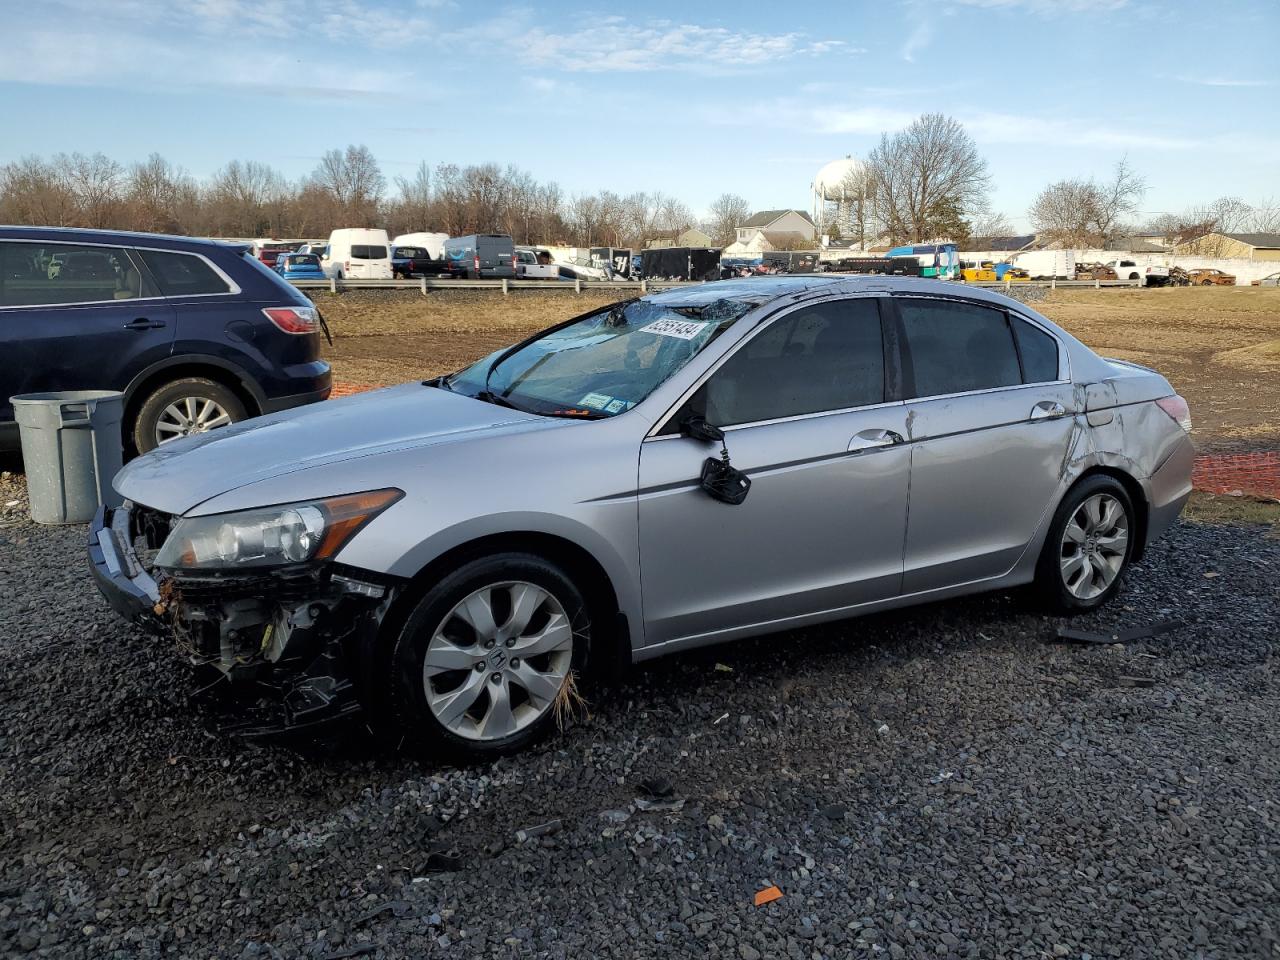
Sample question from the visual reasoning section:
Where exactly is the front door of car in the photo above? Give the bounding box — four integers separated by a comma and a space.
890, 295, 1079, 593
0, 241, 175, 429
637, 296, 911, 649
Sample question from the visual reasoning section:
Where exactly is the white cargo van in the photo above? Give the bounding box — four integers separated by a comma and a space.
324, 229, 393, 280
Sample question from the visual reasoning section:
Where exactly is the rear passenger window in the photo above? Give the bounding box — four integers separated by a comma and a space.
0, 243, 148, 306
899, 298, 1021, 397
1012, 317, 1060, 382
692, 298, 885, 427
136, 250, 230, 297
351, 245, 388, 259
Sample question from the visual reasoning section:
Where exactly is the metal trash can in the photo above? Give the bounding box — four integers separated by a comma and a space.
11, 391, 125, 524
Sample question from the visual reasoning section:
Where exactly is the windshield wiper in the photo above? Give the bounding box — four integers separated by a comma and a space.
473, 389, 525, 411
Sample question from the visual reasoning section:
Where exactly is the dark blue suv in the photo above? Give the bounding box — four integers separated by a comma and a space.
0, 227, 331, 454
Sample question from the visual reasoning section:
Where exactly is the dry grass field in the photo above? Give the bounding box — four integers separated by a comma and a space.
316, 285, 1280, 454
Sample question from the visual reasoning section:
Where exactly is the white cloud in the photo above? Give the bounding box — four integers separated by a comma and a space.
1176, 75, 1275, 88
953, 0, 1127, 9
960, 112, 1196, 150
507, 18, 848, 74
900, 20, 934, 62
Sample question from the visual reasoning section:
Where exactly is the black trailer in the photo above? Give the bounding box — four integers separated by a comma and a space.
589, 246, 634, 279
639, 247, 722, 281
825, 256, 921, 277
762, 250, 822, 274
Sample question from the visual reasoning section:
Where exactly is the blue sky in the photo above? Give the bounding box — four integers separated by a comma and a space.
1, 0, 1276, 230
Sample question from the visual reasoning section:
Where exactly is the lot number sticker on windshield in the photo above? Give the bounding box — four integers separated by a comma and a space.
640, 318, 709, 340
578, 392, 613, 410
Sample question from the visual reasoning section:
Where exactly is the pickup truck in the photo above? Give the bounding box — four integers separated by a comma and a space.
391, 246, 448, 279
1104, 258, 1169, 287
515, 248, 561, 280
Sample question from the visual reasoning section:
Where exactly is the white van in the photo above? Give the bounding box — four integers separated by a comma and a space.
324, 228, 393, 280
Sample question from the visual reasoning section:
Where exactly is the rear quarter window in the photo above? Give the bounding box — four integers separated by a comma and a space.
136, 250, 231, 297
1012, 317, 1060, 383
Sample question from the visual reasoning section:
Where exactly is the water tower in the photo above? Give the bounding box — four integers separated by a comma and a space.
812, 155, 869, 246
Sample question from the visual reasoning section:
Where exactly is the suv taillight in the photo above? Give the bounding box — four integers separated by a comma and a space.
511, 253, 517, 270
474, 254, 481, 274
1155, 395, 1192, 433
263, 306, 319, 335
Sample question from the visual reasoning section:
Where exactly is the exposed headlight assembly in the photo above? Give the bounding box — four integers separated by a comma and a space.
154, 489, 402, 571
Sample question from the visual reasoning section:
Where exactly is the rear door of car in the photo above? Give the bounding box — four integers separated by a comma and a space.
0, 240, 175, 432
888, 294, 1076, 593
637, 294, 912, 647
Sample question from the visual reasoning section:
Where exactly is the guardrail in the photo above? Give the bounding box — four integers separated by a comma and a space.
289, 276, 1144, 295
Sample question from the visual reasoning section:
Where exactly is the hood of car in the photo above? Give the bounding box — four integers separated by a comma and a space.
114, 383, 548, 515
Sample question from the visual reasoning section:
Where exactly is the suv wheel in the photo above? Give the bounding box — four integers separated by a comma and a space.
133, 377, 247, 453
1035, 476, 1135, 613
385, 553, 590, 759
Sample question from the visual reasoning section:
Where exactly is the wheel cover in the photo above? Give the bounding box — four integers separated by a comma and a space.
155, 396, 233, 445
423, 581, 574, 741
1059, 493, 1129, 600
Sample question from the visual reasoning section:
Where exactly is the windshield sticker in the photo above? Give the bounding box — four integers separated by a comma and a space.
579, 392, 613, 410
604, 398, 629, 414
640, 318, 709, 340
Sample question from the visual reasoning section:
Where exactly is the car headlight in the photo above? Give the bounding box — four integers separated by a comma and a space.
154, 489, 402, 571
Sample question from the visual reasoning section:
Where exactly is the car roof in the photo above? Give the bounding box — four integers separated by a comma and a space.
0, 225, 228, 250
641, 275, 1034, 311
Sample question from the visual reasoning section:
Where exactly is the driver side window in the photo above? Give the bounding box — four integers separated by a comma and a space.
680, 297, 886, 428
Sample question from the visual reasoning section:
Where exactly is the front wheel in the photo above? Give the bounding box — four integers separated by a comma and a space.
132, 377, 247, 454
384, 553, 590, 759
1034, 476, 1135, 613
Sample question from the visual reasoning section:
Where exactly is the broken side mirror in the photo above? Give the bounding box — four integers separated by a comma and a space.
681, 415, 750, 505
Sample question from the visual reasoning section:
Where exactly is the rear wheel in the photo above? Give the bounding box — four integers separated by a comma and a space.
1035, 476, 1135, 613
132, 377, 247, 454
385, 553, 590, 759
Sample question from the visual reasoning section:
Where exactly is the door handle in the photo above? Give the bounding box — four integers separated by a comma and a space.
123, 317, 165, 330
1030, 401, 1067, 420
848, 429, 904, 453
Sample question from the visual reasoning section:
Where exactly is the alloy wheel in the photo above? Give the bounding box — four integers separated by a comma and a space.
1059, 493, 1129, 600
155, 396, 233, 444
423, 581, 574, 741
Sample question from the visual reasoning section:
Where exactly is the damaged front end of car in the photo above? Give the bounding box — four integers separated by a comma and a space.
88, 491, 404, 736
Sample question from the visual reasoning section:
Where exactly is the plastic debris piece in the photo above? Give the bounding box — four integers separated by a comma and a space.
635, 797, 685, 813
600, 809, 631, 825
637, 776, 675, 799
754, 885, 784, 907
714, 662, 734, 673
1116, 675, 1157, 688
1050, 620, 1182, 645
422, 849, 463, 873
515, 819, 562, 843
352, 900, 413, 925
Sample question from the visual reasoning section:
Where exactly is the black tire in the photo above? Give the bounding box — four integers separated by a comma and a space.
1201, 279, 1212, 286
1034, 475, 1136, 614
132, 377, 248, 454
383, 552, 591, 760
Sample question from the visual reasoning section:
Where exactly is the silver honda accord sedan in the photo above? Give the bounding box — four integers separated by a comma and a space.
89, 276, 1194, 758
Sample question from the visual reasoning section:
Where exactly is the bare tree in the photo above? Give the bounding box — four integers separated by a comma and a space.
866, 114, 990, 244
0, 155, 78, 226
124, 153, 199, 233
967, 209, 1015, 240
1030, 158, 1146, 247
311, 145, 385, 225
1092, 158, 1146, 242
708, 193, 751, 246
59, 152, 125, 228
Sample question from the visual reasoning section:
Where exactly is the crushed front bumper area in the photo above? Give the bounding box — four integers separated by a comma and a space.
88, 502, 401, 736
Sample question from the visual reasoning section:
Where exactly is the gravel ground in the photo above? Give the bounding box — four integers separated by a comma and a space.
1, 469, 1278, 960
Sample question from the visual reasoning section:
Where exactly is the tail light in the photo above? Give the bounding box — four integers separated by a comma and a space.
1155, 395, 1192, 433
263, 306, 320, 335
511, 252, 517, 271
474, 254, 481, 274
